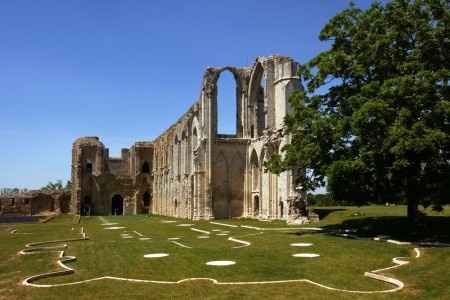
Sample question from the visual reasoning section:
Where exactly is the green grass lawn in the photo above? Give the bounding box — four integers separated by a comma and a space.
1, 206, 449, 300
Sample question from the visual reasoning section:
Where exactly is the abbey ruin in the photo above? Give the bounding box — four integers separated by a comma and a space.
71, 55, 306, 221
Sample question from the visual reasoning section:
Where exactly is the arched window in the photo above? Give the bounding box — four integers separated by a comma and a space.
86, 161, 93, 175
217, 70, 237, 135
182, 131, 188, 174
249, 63, 267, 137
192, 127, 198, 149
250, 150, 259, 192
256, 71, 267, 134
142, 161, 150, 174
175, 136, 180, 176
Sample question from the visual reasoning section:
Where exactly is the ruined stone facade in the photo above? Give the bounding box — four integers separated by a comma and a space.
72, 55, 304, 220
71, 138, 153, 216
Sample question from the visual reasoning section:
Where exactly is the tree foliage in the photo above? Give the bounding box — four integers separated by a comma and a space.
41, 180, 71, 193
267, 0, 450, 219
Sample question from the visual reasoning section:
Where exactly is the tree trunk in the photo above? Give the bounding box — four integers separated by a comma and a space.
406, 175, 419, 222
407, 198, 418, 222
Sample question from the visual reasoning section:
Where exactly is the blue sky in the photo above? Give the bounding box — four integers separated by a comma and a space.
0, 0, 374, 189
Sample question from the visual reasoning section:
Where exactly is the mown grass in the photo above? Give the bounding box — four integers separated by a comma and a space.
0, 206, 449, 300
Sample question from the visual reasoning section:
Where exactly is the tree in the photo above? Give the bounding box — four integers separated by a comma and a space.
41, 180, 64, 192
266, 0, 450, 221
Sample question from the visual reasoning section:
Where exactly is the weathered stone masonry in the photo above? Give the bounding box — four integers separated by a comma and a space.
72, 55, 303, 220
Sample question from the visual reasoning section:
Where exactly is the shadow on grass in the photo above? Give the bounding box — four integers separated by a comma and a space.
293, 215, 450, 245
312, 208, 346, 220
327, 216, 450, 244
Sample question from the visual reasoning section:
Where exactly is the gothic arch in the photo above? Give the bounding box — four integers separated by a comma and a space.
203, 67, 244, 137
191, 116, 201, 150
248, 62, 267, 137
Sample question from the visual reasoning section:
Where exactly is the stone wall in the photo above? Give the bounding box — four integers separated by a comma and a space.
0, 191, 70, 216
212, 138, 248, 218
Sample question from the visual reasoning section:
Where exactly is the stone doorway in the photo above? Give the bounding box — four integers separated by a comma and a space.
111, 194, 124, 215
254, 195, 259, 216
143, 192, 150, 214
279, 200, 284, 218
81, 196, 92, 216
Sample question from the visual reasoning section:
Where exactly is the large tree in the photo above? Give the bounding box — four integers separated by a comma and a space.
267, 0, 450, 220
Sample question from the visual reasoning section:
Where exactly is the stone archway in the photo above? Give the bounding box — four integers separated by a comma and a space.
111, 194, 124, 216
248, 62, 268, 137
203, 67, 244, 138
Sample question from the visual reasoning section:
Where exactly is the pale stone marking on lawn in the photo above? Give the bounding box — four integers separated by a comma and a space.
210, 222, 238, 228
206, 261, 236, 266
139, 237, 151, 241
19, 227, 89, 287
191, 228, 210, 235
197, 235, 210, 239
386, 239, 412, 245
292, 253, 320, 258
240, 225, 323, 231
414, 248, 421, 258
143, 253, 169, 258
161, 220, 177, 223
133, 231, 144, 237
171, 241, 192, 249
373, 235, 390, 241
228, 237, 251, 248
177, 224, 194, 227
167, 237, 181, 241
240, 225, 260, 230
290, 243, 313, 247
227, 232, 264, 248
104, 227, 126, 230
